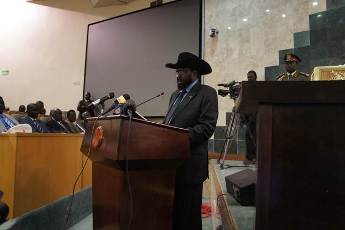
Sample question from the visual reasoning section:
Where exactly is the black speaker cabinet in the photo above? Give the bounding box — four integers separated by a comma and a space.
225, 169, 256, 206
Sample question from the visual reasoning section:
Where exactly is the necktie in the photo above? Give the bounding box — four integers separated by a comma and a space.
164, 89, 187, 124
0, 114, 15, 131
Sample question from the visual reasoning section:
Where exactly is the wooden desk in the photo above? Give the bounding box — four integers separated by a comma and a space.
237, 81, 345, 230
0, 133, 92, 218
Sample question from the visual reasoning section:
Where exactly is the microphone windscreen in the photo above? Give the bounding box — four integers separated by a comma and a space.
123, 94, 130, 100
117, 96, 127, 104
127, 99, 136, 109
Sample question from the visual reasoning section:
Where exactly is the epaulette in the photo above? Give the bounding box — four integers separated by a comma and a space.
299, 72, 310, 77
276, 73, 285, 81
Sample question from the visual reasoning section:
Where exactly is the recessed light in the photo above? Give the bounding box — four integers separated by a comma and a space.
227, 26, 232, 30
282, 14, 287, 18
243, 18, 248, 22
265, 9, 270, 13
312, 1, 318, 6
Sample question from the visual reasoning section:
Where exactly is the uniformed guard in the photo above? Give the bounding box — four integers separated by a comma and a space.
276, 53, 310, 81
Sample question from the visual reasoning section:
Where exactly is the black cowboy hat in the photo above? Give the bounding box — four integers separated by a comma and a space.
165, 52, 212, 75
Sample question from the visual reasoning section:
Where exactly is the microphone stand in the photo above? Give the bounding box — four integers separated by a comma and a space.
136, 93, 163, 108
134, 111, 147, 121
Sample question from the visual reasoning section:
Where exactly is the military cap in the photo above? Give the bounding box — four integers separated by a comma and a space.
284, 53, 301, 63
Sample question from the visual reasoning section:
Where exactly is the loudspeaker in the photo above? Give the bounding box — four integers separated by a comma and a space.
225, 169, 256, 206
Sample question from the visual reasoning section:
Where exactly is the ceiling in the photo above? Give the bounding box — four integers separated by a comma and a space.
26, 0, 136, 8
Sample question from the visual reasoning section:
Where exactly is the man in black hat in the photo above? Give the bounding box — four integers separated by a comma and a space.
276, 53, 310, 81
164, 52, 218, 230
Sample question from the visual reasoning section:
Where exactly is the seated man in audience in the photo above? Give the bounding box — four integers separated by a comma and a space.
0, 191, 9, 224
66, 110, 85, 133
36, 101, 46, 115
13, 105, 26, 121
46, 109, 70, 133
19, 103, 48, 133
77, 92, 96, 119
0, 98, 19, 133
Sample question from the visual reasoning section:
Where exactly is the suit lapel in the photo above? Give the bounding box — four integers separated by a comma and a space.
168, 91, 179, 110
170, 82, 201, 123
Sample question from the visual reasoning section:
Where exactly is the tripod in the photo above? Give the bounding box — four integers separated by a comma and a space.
217, 112, 243, 169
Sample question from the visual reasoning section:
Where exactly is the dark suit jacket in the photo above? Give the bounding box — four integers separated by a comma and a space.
164, 82, 218, 184
46, 120, 69, 133
19, 116, 48, 133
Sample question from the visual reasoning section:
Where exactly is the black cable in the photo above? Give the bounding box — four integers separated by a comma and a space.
125, 114, 134, 230
63, 115, 100, 230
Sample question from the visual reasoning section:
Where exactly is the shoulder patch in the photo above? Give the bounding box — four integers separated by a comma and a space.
299, 72, 310, 77
276, 73, 285, 80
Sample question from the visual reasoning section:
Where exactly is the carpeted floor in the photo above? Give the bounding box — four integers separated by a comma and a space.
69, 212, 214, 230
69, 181, 215, 230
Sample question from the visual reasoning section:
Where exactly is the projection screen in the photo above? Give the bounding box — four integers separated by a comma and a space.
84, 0, 201, 116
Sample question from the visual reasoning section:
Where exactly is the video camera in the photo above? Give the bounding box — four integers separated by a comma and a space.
217, 81, 241, 100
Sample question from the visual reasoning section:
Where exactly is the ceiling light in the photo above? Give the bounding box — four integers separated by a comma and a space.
265, 9, 270, 13
227, 26, 232, 30
282, 14, 287, 18
243, 18, 248, 22
312, 1, 318, 6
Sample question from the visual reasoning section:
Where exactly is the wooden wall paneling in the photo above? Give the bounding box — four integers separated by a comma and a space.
0, 134, 17, 218
13, 134, 84, 216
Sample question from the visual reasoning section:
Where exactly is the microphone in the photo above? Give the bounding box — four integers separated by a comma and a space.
136, 92, 164, 108
217, 81, 237, 87
88, 92, 115, 108
101, 94, 130, 116
122, 99, 136, 117
114, 94, 130, 105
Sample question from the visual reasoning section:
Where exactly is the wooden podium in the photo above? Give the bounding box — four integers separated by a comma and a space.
236, 81, 345, 230
80, 115, 190, 230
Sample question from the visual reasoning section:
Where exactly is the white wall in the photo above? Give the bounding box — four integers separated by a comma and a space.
0, 0, 153, 112
204, 0, 326, 125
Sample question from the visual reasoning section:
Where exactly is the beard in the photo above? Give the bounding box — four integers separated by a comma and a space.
177, 78, 184, 90
177, 75, 193, 90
